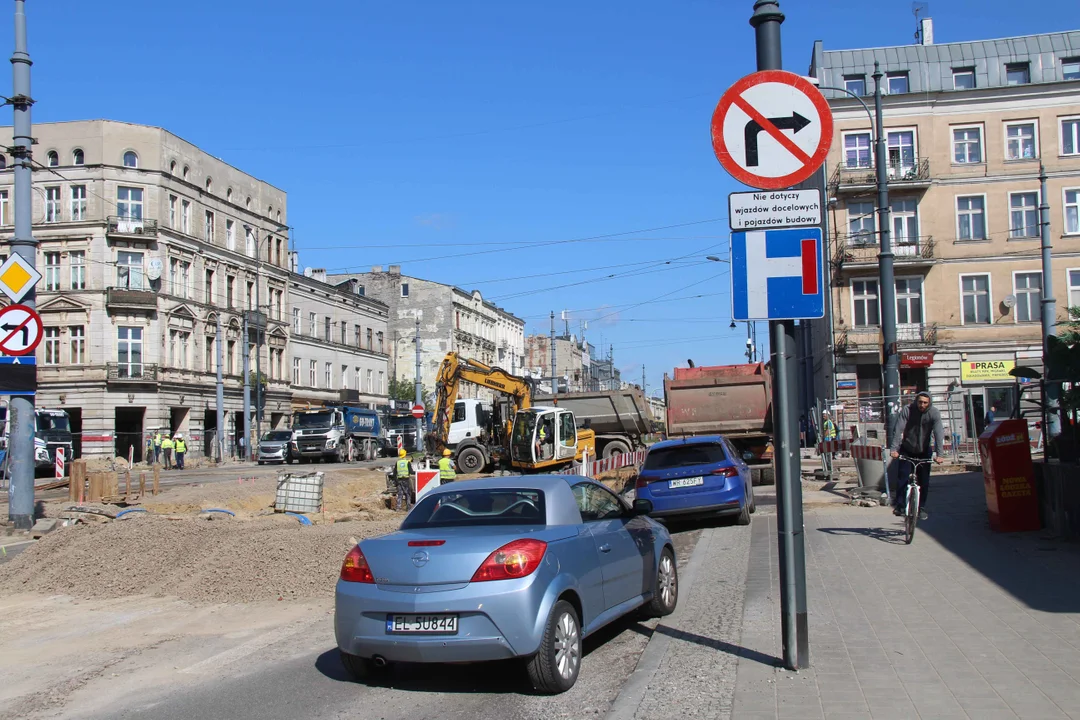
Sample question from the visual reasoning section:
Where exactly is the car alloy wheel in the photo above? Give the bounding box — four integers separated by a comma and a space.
526, 599, 581, 693
658, 553, 676, 609
554, 609, 580, 681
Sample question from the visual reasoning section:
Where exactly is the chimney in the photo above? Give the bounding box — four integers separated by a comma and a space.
309, 268, 328, 283
371, 265, 383, 273
388, 265, 401, 275
920, 17, 934, 45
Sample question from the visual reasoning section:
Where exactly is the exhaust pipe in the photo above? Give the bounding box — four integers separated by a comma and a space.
371, 655, 388, 668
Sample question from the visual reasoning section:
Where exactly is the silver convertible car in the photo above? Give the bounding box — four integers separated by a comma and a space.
335, 475, 678, 693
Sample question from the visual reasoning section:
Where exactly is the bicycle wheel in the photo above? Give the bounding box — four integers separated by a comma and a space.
904, 485, 920, 544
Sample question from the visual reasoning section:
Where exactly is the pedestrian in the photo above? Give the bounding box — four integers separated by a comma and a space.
985, 405, 997, 427
153, 430, 163, 465
889, 391, 945, 519
438, 448, 457, 482
799, 415, 807, 448
394, 448, 413, 511
174, 434, 187, 470
145, 434, 154, 466
160, 434, 174, 470
821, 410, 837, 474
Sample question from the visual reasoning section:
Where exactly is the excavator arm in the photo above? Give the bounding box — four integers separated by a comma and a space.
429, 352, 533, 454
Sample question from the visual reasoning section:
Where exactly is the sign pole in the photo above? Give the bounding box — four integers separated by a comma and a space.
6, 0, 35, 531
749, 0, 809, 672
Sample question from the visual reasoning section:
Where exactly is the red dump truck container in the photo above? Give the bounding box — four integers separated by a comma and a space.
664, 362, 774, 485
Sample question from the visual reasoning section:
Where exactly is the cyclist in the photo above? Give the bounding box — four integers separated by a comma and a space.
889, 391, 944, 520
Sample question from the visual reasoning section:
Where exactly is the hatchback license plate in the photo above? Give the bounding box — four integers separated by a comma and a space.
387, 614, 459, 633
669, 476, 704, 489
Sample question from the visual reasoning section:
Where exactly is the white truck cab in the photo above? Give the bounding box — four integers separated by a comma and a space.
447, 399, 492, 446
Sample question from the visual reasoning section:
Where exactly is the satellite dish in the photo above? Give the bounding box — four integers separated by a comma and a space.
146, 257, 163, 281
1002, 294, 1017, 309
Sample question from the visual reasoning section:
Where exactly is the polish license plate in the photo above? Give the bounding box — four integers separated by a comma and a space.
669, 476, 704, 489
387, 614, 459, 634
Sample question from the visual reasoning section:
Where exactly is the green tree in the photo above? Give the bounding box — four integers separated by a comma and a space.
388, 375, 429, 404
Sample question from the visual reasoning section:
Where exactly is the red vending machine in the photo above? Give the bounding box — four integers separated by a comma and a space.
977, 419, 1039, 533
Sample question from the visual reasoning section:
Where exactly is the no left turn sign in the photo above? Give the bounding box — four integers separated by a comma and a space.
0, 303, 43, 356
711, 70, 833, 190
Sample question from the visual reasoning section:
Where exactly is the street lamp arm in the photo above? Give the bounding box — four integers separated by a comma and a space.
816, 86, 875, 137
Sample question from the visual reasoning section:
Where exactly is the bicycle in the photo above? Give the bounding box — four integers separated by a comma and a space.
895, 455, 933, 544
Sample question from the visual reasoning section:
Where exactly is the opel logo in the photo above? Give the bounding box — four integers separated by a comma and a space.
411, 550, 430, 567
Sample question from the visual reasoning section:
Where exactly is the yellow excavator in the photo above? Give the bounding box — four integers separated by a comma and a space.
428, 352, 596, 474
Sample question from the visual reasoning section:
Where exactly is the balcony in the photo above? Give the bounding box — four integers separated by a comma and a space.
106, 363, 159, 384
835, 323, 937, 354
830, 158, 931, 194
107, 215, 159, 240
833, 236, 935, 272
106, 286, 158, 311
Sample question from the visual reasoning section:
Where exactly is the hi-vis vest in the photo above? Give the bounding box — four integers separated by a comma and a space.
438, 457, 456, 480
161, 438, 174, 450
153, 433, 162, 447
823, 420, 837, 440
396, 458, 411, 479
174, 439, 187, 453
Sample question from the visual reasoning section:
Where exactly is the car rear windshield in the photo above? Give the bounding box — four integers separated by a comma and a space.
402, 488, 546, 529
644, 443, 728, 470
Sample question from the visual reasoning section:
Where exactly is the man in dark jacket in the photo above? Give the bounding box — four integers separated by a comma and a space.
888, 392, 945, 519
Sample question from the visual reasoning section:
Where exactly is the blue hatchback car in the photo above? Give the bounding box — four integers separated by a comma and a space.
635, 435, 755, 524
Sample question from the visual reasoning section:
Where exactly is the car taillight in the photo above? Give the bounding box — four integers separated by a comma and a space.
635, 475, 650, 489
471, 539, 547, 582
340, 546, 375, 583
712, 467, 738, 477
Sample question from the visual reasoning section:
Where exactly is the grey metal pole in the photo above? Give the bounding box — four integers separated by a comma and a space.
254, 233, 262, 443
550, 311, 557, 396
242, 315, 251, 460
216, 313, 224, 462
1039, 164, 1061, 440
414, 315, 422, 452
6, 0, 34, 530
873, 63, 901, 447
749, 0, 808, 671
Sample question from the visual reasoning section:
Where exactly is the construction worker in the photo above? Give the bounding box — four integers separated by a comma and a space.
395, 448, 413, 511
153, 430, 163, 465
821, 410, 838, 475
439, 449, 457, 482
160, 434, 174, 470
174, 434, 187, 470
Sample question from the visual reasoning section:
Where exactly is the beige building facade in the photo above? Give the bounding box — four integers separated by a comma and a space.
809, 27, 1080, 437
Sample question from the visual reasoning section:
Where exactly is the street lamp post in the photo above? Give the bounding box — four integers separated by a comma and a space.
251, 223, 290, 448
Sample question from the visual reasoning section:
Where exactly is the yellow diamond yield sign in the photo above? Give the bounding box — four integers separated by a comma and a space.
0, 252, 42, 303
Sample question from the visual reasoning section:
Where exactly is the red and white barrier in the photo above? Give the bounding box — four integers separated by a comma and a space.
574, 449, 647, 478
55, 447, 65, 479
850, 443, 884, 461
415, 468, 440, 501
816, 439, 850, 454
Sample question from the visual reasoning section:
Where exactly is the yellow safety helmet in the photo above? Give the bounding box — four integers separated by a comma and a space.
442, 449, 452, 457
398, 448, 407, 458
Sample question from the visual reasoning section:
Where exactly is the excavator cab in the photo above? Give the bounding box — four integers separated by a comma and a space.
510, 407, 581, 469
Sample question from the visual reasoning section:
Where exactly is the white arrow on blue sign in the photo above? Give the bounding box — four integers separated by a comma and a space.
731, 227, 824, 321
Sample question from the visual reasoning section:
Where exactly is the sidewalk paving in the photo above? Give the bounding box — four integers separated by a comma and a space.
733, 471, 1080, 720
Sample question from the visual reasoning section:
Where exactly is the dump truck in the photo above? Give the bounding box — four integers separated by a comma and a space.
664, 362, 775, 485
532, 387, 652, 459
290, 406, 381, 463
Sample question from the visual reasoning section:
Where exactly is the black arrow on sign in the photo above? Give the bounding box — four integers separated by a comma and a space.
1, 322, 28, 345
744, 112, 812, 167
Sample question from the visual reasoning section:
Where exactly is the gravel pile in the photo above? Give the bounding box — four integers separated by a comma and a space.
0, 514, 400, 604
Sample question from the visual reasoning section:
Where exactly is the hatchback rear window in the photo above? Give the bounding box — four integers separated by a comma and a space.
644, 443, 728, 470
402, 488, 546, 529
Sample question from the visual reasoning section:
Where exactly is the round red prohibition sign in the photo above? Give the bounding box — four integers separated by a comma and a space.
0, 303, 43, 356
711, 70, 833, 190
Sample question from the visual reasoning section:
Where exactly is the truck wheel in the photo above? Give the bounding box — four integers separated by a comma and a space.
602, 441, 630, 460
457, 447, 486, 474
336, 445, 346, 464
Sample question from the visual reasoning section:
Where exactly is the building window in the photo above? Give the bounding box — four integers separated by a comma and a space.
46, 150, 59, 167
355, 325, 362, 347
1068, 269, 1080, 316
886, 130, 916, 175
340, 320, 348, 345
1009, 192, 1039, 238
1014, 272, 1042, 323
1064, 58, 1080, 80
891, 198, 919, 248
181, 199, 191, 234
401, 282, 410, 298
961, 274, 991, 325
1062, 117, 1080, 156
117, 186, 143, 219
324, 362, 332, 389
952, 126, 982, 164
377, 331, 384, 353
852, 280, 880, 327
886, 72, 909, 94
0, 190, 8, 225
1005, 121, 1037, 160
226, 219, 236, 250
70, 250, 85, 290
246, 197, 252, 210
895, 278, 922, 326
226, 275, 236, 309
309, 360, 317, 387
956, 195, 987, 241
847, 201, 876, 245
117, 251, 144, 289
366, 369, 373, 393
366, 328, 373, 350
292, 307, 300, 333
69, 325, 85, 364
205, 335, 215, 372
341, 365, 348, 392
72, 149, 84, 166
378, 371, 384, 394
1066, 189, 1080, 235
1005, 62, 1030, 85
324, 316, 331, 342
843, 75, 866, 96
182, 165, 189, 181
205, 210, 215, 242
354, 367, 362, 392
953, 68, 976, 89
309, 312, 316, 336
117, 327, 144, 376
205, 177, 213, 193
44, 186, 61, 222
70, 185, 86, 221
122, 151, 138, 168
843, 132, 872, 168
244, 225, 255, 257
44, 251, 61, 291
169, 258, 191, 298
293, 357, 301, 385
43, 327, 61, 365
246, 281, 254, 310
205, 268, 215, 304
168, 195, 177, 227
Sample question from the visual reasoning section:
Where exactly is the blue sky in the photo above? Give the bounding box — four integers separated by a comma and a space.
18, 1, 1079, 394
